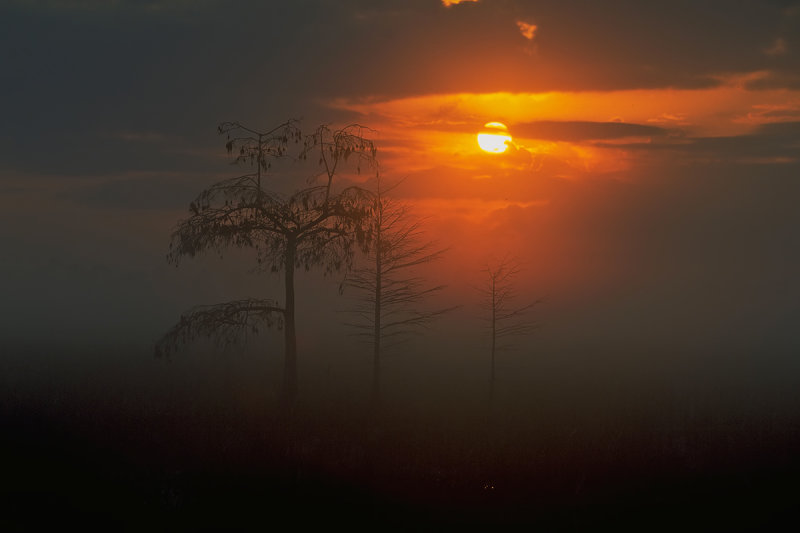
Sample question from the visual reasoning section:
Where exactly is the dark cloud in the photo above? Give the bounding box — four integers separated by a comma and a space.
60, 174, 217, 209
745, 71, 800, 90
0, 129, 223, 177
512, 121, 674, 142
425, 120, 674, 142
596, 120, 800, 162
691, 121, 800, 161
4, 1, 795, 104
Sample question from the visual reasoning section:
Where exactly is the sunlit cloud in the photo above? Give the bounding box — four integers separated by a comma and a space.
325, 78, 800, 191
333, 76, 800, 134
516, 20, 537, 40
440, 0, 478, 7
646, 113, 691, 126
411, 197, 548, 218
733, 101, 800, 124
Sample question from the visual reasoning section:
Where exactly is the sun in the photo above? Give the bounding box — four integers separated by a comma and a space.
477, 122, 512, 153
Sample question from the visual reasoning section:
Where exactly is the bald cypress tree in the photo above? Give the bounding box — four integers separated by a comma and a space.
478, 257, 539, 403
156, 121, 378, 408
343, 181, 452, 404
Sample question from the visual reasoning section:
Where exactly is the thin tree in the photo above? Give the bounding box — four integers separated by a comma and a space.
343, 181, 452, 403
478, 256, 539, 402
156, 121, 378, 408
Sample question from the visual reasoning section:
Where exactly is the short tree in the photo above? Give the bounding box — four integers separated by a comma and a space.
156, 121, 378, 408
343, 181, 452, 403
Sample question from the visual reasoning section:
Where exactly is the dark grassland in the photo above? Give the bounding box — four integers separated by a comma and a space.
3, 345, 799, 531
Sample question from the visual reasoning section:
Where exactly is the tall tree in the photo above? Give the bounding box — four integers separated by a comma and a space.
343, 181, 452, 403
478, 257, 539, 402
156, 121, 377, 407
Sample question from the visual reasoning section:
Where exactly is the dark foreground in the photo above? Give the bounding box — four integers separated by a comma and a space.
3, 347, 800, 531
3, 404, 799, 531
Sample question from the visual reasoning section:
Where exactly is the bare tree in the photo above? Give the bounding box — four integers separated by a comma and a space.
478, 256, 539, 401
343, 181, 452, 403
156, 121, 378, 408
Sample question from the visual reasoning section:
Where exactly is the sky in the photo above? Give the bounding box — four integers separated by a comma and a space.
2, 0, 800, 399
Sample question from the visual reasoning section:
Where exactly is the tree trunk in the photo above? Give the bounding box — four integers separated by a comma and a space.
283, 235, 298, 409
490, 277, 496, 407
372, 233, 382, 406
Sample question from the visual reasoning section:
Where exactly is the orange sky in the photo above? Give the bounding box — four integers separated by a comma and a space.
317, 73, 800, 299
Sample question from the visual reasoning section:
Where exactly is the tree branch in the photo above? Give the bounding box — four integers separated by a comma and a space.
155, 299, 284, 358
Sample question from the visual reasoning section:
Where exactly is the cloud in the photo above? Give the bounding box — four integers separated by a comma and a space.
744, 70, 800, 90
646, 113, 691, 126
441, 0, 479, 6
764, 37, 788, 56
61, 173, 214, 210
511, 120, 673, 142
114, 131, 171, 143
4, 0, 798, 118
516, 20, 537, 40
5, 0, 210, 13
595, 120, 800, 165
0, 126, 221, 177
734, 102, 800, 125
4, 0, 800, 186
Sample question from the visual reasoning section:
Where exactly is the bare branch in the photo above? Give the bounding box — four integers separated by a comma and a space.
217, 119, 303, 172
480, 256, 540, 350
342, 181, 452, 352
155, 299, 284, 359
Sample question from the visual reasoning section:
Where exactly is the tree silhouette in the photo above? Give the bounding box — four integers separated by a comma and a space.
478, 256, 539, 402
156, 121, 378, 407
343, 181, 452, 403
